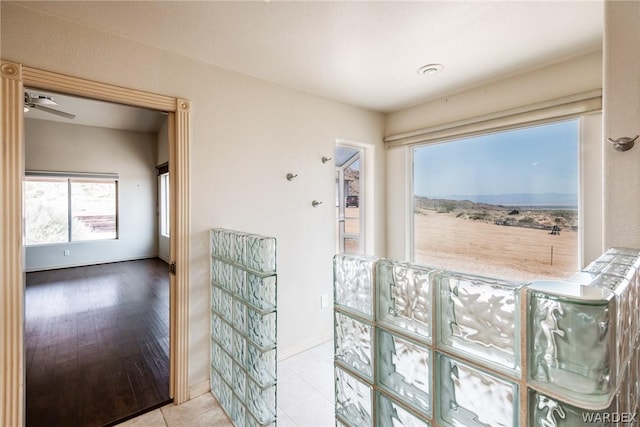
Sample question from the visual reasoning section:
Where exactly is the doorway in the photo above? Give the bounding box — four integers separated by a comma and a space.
335, 145, 364, 254
23, 88, 172, 425
0, 61, 191, 426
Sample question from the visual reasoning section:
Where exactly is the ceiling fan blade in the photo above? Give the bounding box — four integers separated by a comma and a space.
32, 104, 76, 119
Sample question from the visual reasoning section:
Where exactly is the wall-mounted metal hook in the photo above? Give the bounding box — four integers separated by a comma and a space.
286, 173, 298, 181
312, 200, 323, 208
321, 156, 332, 164
607, 135, 639, 152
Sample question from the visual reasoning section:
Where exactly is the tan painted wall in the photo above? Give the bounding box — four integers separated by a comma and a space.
1, 2, 386, 386
603, 1, 640, 248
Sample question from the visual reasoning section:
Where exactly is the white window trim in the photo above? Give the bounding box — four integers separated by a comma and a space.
402, 109, 603, 270
336, 139, 371, 254
160, 172, 170, 238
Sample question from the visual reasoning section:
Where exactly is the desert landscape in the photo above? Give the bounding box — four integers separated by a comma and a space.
413, 197, 579, 282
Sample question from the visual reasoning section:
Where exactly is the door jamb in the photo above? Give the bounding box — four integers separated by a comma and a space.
0, 60, 191, 426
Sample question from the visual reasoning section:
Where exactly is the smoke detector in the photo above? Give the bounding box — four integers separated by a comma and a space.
417, 64, 444, 76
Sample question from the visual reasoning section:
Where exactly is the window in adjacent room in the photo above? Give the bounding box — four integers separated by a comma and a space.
412, 119, 579, 282
159, 172, 170, 237
336, 145, 364, 254
25, 173, 118, 245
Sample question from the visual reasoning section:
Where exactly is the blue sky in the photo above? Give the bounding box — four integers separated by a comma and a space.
413, 119, 579, 200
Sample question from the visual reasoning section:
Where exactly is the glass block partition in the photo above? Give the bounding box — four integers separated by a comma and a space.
211, 229, 277, 427
334, 249, 640, 427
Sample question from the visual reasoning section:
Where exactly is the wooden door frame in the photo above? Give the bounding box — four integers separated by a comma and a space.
1, 60, 191, 426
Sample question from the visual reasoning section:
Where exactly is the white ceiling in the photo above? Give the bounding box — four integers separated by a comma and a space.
16, 1, 603, 114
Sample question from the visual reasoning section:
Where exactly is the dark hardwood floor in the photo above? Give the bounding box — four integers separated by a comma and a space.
25, 258, 171, 427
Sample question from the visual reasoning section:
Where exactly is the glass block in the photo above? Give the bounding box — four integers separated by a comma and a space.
211, 369, 222, 396
246, 413, 276, 427
233, 299, 247, 332
211, 258, 222, 286
219, 262, 233, 291
220, 290, 233, 323
232, 232, 248, 266
335, 366, 372, 426
617, 282, 631, 366
211, 228, 277, 426
335, 312, 373, 379
377, 329, 431, 414
437, 353, 517, 427
438, 272, 523, 372
220, 348, 233, 384
334, 254, 377, 317
248, 308, 276, 348
247, 344, 276, 386
212, 314, 222, 344
247, 234, 277, 274
606, 247, 640, 257
210, 229, 222, 258
377, 260, 435, 343
596, 252, 637, 266
218, 229, 233, 261
247, 273, 277, 311
233, 361, 246, 399
529, 389, 618, 427
212, 341, 222, 368
619, 362, 631, 414
211, 283, 222, 314
527, 281, 616, 407
231, 394, 246, 426
234, 268, 247, 299
233, 331, 246, 365
583, 260, 634, 279
246, 380, 276, 424
377, 392, 431, 427
221, 320, 233, 354
220, 380, 233, 413
631, 337, 639, 414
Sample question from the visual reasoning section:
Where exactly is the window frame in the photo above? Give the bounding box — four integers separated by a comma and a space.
159, 172, 170, 238
336, 143, 365, 254
406, 112, 602, 272
24, 171, 119, 246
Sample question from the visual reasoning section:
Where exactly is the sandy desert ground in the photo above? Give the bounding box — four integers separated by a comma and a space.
414, 210, 578, 282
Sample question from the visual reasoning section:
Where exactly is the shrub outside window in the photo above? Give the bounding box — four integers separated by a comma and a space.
25, 175, 118, 245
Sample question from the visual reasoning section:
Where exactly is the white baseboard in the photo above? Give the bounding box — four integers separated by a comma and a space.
189, 380, 211, 399
278, 332, 333, 361
25, 254, 160, 272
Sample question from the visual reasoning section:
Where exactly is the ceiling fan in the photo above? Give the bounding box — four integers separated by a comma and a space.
24, 92, 76, 119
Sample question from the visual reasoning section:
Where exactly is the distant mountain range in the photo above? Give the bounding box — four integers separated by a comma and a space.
425, 192, 578, 207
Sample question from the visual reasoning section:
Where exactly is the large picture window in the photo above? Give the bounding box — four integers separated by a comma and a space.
25, 174, 118, 245
412, 119, 579, 282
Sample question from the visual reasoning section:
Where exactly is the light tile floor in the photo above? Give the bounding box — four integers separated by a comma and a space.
117, 340, 334, 427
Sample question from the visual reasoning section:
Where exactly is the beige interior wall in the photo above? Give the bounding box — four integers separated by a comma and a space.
603, 1, 640, 249
0, 2, 385, 387
385, 51, 603, 137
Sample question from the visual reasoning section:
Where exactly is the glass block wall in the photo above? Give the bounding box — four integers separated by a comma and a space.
334, 248, 640, 427
210, 228, 277, 427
